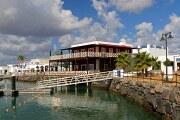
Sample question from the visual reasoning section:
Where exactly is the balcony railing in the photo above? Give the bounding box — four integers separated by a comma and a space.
50, 52, 120, 60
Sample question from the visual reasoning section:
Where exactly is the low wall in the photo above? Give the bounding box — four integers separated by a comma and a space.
92, 78, 180, 120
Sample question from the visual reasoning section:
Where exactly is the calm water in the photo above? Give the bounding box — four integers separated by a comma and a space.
0, 80, 159, 120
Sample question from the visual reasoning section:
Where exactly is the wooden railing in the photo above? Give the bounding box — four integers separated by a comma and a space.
50, 52, 120, 60
118, 71, 180, 87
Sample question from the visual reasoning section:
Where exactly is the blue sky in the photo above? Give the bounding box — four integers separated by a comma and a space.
57, 0, 180, 51
60, 0, 180, 43
0, 0, 180, 65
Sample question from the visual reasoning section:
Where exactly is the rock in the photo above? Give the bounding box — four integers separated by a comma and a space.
172, 103, 176, 109
136, 95, 144, 105
162, 114, 172, 120
172, 106, 180, 120
150, 89, 155, 94
165, 101, 172, 114
155, 98, 166, 114
162, 89, 172, 100
118, 86, 127, 96
155, 85, 163, 94
137, 81, 143, 87
129, 80, 136, 86
115, 83, 121, 90
149, 83, 156, 88
145, 94, 154, 105
110, 79, 119, 89
169, 88, 180, 103
142, 83, 148, 88
144, 103, 153, 111
143, 88, 148, 95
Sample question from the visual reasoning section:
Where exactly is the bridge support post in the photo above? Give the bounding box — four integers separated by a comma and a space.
0, 91, 4, 97
75, 86, 77, 96
50, 87, 54, 95
87, 82, 91, 88
11, 75, 19, 96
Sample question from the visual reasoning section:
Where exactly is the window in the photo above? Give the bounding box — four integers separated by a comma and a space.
88, 64, 94, 70
101, 47, 106, 52
116, 49, 120, 53
88, 48, 94, 52
74, 50, 79, 53
81, 49, 86, 52
109, 48, 113, 53
104, 64, 108, 70
81, 64, 86, 70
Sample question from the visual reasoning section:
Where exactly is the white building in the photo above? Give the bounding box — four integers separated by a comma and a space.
25, 58, 49, 72
0, 58, 50, 75
0, 66, 9, 75
133, 44, 166, 57
174, 55, 180, 71
158, 55, 180, 72
133, 44, 180, 73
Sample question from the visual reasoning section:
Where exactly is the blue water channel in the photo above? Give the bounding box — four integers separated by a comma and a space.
0, 80, 159, 120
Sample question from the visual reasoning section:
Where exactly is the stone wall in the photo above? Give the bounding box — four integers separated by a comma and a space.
17, 74, 45, 82
93, 78, 180, 120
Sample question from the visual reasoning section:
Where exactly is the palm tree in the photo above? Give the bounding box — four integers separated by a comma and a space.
151, 56, 161, 70
17, 55, 25, 63
115, 52, 131, 71
17, 55, 26, 74
134, 52, 151, 76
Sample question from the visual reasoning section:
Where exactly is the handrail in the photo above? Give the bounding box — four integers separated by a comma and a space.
50, 52, 120, 60
121, 71, 180, 87
37, 71, 113, 89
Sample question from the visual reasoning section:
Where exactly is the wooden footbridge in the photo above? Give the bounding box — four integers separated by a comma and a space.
37, 71, 113, 89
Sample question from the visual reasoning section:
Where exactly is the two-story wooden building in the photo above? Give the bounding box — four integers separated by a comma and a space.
50, 40, 132, 73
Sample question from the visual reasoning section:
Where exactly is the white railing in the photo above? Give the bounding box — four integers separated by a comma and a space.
45, 70, 100, 76
37, 71, 113, 89
50, 52, 120, 60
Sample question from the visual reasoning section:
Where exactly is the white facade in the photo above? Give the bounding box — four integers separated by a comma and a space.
0, 66, 9, 75
132, 44, 167, 71
133, 44, 166, 57
24, 58, 49, 72
158, 55, 180, 73
174, 55, 180, 71
0, 58, 50, 75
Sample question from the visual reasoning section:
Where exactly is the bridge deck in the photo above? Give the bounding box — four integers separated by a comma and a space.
37, 71, 113, 89
0, 88, 51, 94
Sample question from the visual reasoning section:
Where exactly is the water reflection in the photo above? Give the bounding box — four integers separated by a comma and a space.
12, 96, 17, 108
0, 82, 159, 120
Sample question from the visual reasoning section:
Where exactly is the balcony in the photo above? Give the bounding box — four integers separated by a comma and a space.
50, 52, 120, 60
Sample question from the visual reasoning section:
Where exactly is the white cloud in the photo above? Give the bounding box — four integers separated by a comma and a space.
132, 14, 180, 55
135, 22, 153, 32
134, 22, 157, 46
59, 22, 111, 47
0, 33, 52, 65
0, 0, 92, 65
92, 0, 124, 29
157, 14, 180, 54
58, 0, 124, 48
0, 0, 91, 36
109, 0, 154, 13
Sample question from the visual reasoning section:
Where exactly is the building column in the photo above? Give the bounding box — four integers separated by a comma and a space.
96, 59, 99, 71
86, 58, 89, 74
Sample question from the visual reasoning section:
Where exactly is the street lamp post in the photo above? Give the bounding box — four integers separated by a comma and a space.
160, 32, 173, 82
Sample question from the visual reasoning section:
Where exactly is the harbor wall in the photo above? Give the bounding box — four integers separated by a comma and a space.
92, 78, 180, 120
